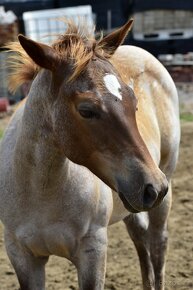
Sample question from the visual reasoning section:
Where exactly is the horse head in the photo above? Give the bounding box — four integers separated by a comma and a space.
17, 19, 168, 212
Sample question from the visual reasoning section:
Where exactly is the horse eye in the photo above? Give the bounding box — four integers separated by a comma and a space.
78, 109, 100, 119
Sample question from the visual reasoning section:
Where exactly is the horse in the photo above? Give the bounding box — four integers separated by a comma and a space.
0, 19, 180, 290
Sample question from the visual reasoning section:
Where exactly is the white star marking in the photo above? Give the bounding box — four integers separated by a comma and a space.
103, 74, 122, 100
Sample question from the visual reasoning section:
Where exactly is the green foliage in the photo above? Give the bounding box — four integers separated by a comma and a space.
180, 112, 193, 122
0, 130, 3, 139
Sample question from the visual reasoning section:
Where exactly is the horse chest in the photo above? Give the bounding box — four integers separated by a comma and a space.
13, 182, 111, 259
15, 219, 88, 259
110, 191, 130, 224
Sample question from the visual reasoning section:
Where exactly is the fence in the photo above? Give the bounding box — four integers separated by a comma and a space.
0, 52, 9, 99
22, 5, 94, 44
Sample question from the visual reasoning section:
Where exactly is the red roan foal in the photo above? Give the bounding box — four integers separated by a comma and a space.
0, 20, 180, 290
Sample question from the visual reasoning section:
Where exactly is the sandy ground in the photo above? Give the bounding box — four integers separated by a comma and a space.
0, 107, 193, 290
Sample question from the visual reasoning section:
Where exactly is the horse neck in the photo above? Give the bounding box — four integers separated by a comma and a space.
14, 72, 69, 191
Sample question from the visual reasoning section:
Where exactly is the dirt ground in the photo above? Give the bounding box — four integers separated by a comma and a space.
0, 100, 193, 290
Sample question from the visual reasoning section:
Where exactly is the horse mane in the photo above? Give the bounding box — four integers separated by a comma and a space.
5, 20, 110, 93
5, 41, 38, 93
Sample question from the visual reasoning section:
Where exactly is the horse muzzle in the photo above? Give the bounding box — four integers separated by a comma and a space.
116, 176, 168, 212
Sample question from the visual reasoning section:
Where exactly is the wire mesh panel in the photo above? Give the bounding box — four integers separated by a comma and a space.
0, 51, 22, 102
0, 52, 9, 99
22, 5, 94, 44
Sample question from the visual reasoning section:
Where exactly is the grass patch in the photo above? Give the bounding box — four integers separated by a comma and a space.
180, 112, 193, 122
0, 130, 4, 139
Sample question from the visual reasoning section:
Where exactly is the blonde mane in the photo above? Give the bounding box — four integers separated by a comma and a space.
5, 20, 109, 93
5, 41, 38, 93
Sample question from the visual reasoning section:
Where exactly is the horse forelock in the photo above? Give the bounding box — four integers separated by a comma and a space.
5, 20, 111, 93
52, 21, 111, 82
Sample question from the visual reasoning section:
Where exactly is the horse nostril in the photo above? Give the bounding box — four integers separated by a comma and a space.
143, 184, 158, 209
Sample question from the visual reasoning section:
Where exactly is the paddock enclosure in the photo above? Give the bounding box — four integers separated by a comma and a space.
0, 87, 192, 289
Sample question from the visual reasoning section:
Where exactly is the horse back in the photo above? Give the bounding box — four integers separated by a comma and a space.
111, 45, 180, 179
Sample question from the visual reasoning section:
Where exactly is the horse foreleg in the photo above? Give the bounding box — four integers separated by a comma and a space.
124, 213, 155, 290
4, 229, 48, 290
148, 184, 172, 290
73, 226, 108, 290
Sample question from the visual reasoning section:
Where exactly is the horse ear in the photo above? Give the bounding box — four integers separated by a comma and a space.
98, 19, 133, 56
18, 34, 58, 70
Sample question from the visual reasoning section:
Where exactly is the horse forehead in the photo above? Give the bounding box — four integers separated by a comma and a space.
103, 74, 122, 100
